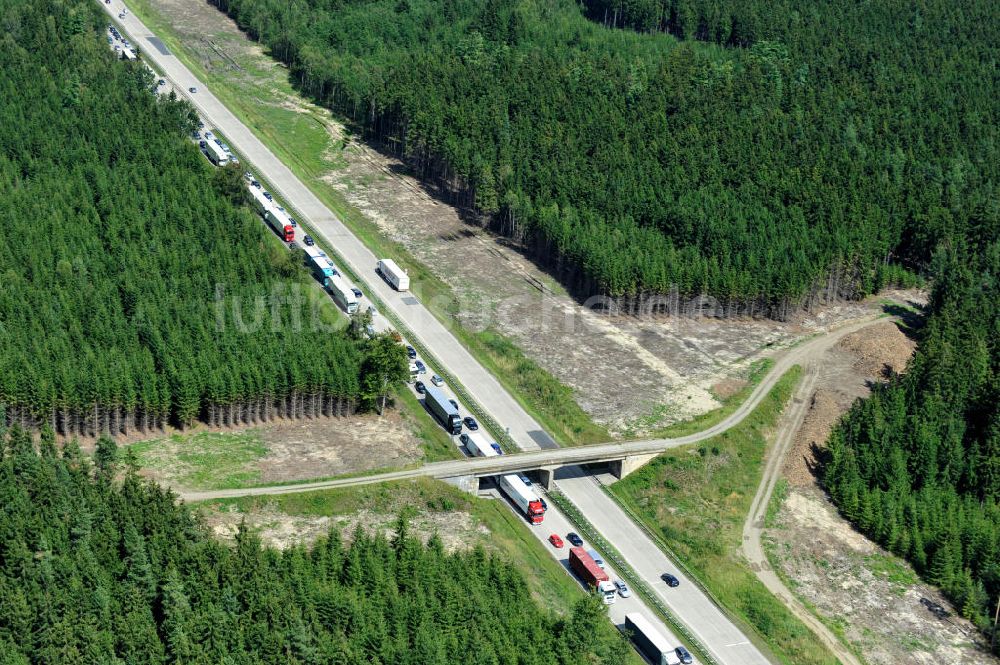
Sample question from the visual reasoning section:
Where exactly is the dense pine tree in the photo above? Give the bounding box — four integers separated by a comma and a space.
208, 0, 995, 317
0, 0, 406, 434
0, 425, 629, 664
824, 237, 1000, 646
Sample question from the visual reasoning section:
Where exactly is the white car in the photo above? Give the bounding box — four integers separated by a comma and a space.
430, 375, 444, 387
614, 580, 631, 598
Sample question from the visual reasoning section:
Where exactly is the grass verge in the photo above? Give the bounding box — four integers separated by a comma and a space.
610, 366, 842, 665
122, 0, 604, 446
132, 429, 266, 489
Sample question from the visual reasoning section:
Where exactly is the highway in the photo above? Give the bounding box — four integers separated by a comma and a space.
102, 2, 692, 658
102, 1, 555, 453
101, 3, 881, 664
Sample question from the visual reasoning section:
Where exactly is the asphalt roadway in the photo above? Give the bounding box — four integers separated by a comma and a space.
100, 3, 885, 664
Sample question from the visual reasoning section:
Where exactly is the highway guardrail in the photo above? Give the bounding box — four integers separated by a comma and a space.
602, 484, 783, 665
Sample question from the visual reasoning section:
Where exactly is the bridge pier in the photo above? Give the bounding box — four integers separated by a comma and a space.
609, 453, 659, 481
443, 475, 479, 495
537, 466, 558, 491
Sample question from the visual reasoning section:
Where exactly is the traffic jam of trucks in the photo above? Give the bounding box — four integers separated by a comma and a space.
208, 138, 695, 665
173, 85, 693, 662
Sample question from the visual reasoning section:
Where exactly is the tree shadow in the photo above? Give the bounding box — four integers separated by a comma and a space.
881, 302, 925, 341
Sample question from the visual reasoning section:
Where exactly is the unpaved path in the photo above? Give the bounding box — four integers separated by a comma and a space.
741, 359, 863, 665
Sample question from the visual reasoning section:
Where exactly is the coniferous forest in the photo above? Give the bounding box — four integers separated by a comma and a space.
0, 425, 628, 664
209, 0, 996, 317
824, 237, 1000, 641
0, 0, 403, 435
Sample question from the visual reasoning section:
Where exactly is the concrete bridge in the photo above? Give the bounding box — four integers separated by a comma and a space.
181, 429, 722, 501
180, 436, 690, 501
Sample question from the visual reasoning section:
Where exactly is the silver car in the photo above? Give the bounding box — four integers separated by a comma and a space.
614, 580, 631, 598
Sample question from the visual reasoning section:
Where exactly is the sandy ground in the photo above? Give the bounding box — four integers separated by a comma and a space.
137, 0, 924, 437
204, 503, 488, 553
763, 319, 998, 664
255, 413, 423, 483
135, 411, 425, 491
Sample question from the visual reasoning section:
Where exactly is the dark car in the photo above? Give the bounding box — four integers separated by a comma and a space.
661, 573, 680, 587
263, 192, 273, 201
675, 646, 693, 664
303, 235, 315, 246
188, 87, 197, 93
414, 360, 427, 374
566, 532, 583, 547
449, 399, 459, 409
288, 217, 298, 227
351, 287, 363, 299
463, 416, 478, 431
406, 345, 417, 359
198, 140, 207, 149
414, 381, 426, 394
158, 79, 166, 86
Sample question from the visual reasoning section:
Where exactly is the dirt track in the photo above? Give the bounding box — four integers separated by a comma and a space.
744, 316, 997, 665
740, 361, 862, 665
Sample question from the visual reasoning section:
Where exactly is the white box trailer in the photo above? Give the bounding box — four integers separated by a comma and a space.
624, 614, 680, 665
463, 431, 497, 458
249, 186, 274, 217
203, 139, 229, 166
327, 274, 358, 314
499, 474, 545, 524
303, 245, 325, 261
377, 258, 409, 291
264, 208, 294, 242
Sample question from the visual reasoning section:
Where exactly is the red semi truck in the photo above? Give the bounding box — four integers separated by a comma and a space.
569, 547, 617, 603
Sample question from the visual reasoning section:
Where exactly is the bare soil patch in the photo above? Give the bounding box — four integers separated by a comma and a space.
712, 378, 748, 400
784, 320, 917, 487
837, 320, 917, 379
256, 411, 423, 483
766, 311, 996, 664
767, 486, 996, 665
134, 412, 423, 492
204, 503, 487, 553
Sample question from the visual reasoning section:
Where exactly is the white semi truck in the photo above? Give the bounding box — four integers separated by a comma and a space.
498, 474, 545, 525
203, 138, 229, 166
264, 207, 295, 242
248, 185, 273, 217
327, 274, 358, 314
377, 258, 409, 291
462, 431, 497, 458
623, 614, 681, 665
